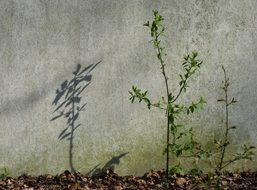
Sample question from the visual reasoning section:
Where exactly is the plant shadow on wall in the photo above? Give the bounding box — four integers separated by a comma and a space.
86, 152, 129, 177
51, 61, 101, 173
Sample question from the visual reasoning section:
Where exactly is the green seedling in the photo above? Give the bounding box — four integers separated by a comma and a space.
214, 65, 255, 174
129, 10, 208, 177
0, 167, 10, 179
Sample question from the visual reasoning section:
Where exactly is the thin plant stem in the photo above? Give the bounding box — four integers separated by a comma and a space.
218, 66, 229, 171
154, 29, 171, 178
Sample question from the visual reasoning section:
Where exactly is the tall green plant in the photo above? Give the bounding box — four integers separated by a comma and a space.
214, 65, 255, 173
129, 10, 207, 177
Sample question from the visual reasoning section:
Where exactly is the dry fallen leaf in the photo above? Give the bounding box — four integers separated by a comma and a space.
176, 177, 187, 187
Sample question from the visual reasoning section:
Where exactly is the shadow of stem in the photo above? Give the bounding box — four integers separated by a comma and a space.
51, 61, 101, 172
87, 152, 129, 177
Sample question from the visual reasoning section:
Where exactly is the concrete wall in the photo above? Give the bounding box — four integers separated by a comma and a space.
0, 0, 257, 176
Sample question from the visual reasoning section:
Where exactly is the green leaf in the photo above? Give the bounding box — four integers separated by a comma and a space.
189, 168, 202, 175
190, 106, 194, 113
169, 164, 184, 175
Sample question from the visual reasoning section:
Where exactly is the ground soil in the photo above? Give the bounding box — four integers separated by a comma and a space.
0, 169, 257, 190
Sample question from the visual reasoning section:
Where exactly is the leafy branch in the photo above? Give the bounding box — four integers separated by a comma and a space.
129, 10, 207, 177
214, 65, 255, 173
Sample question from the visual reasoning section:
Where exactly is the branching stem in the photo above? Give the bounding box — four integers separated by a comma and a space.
218, 66, 229, 171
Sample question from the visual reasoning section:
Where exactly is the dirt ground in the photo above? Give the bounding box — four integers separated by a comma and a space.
0, 169, 257, 190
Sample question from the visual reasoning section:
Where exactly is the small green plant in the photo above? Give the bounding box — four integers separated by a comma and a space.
129, 10, 208, 177
0, 167, 10, 179
214, 65, 255, 174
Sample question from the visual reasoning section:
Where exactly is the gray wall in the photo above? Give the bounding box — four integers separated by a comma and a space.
0, 0, 257, 176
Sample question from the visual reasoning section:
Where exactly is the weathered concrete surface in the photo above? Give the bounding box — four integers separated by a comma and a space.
0, 0, 257, 176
